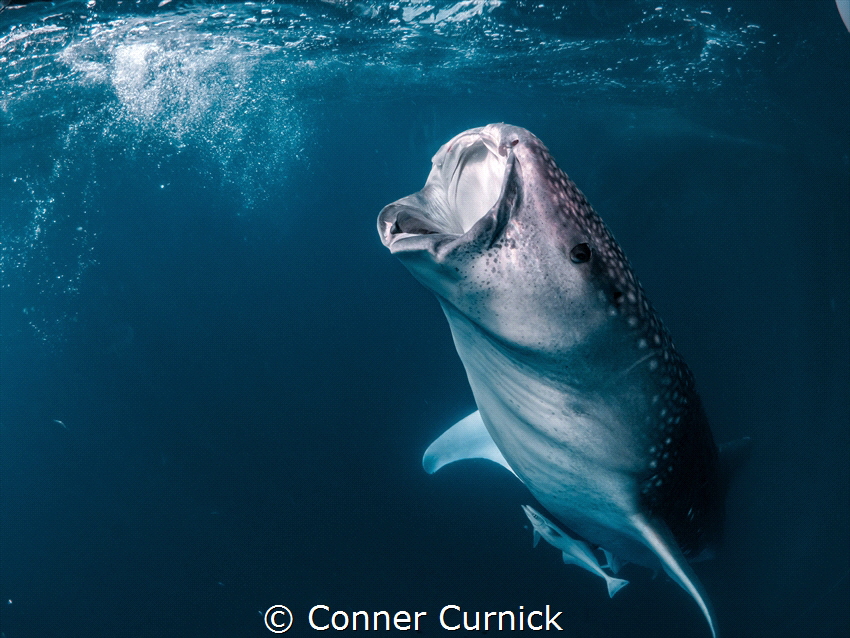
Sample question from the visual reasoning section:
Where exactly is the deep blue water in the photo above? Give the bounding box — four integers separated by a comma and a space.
1, 1, 848, 637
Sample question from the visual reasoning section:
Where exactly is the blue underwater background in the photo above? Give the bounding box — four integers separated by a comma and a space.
1, 1, 848, 637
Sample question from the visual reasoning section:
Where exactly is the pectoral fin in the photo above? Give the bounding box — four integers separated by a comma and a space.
719, 436, 753, 495
630, 513, 718, 638
601, 549, 624, 575
422, 411, 518, 478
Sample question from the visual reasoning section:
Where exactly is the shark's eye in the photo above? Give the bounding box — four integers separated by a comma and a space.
570, 243, 591, 264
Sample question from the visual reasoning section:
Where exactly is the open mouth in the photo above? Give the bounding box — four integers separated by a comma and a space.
379, 127, 511, 247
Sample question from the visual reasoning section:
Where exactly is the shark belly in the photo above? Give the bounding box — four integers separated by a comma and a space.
441, 300, 661, 568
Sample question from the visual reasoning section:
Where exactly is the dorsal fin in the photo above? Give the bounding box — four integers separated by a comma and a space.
719, 436, 753, 495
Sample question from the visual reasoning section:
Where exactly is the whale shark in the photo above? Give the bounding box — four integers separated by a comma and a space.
378, 123, 724, 637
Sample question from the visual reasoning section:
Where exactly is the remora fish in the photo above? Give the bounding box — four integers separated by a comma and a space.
522, 504, 629, 599
377, 124, 724, 636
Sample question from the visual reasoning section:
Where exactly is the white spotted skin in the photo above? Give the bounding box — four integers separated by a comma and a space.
378, 124, 721, 633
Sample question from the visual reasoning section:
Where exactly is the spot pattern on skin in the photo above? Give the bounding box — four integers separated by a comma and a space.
523, 134, 721, 559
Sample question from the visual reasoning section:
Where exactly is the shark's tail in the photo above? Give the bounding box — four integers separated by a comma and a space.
605, 576, 629, 598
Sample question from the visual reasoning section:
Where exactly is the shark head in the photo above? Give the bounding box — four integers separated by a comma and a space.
378, 123, 645, 369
